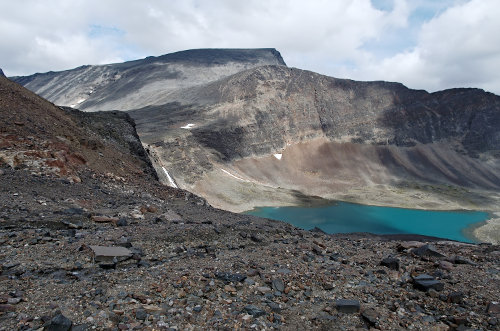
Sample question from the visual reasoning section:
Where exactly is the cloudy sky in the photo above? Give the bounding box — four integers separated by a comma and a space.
1, 0, 499, 94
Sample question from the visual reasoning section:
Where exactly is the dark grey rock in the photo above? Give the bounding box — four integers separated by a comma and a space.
413, 274, 444, 292
452, 256, 476, 265
250, 233, 264, 243
448, 292, 465, 304
361, 308, 378, 326
45, 313, 72, 331
411, 244, 445, 258
380, 257, 400, 270
215, 272, 246, 283
116, 218, 128, 226
135, 308, 147, 320
61, 219, 83, 229
243, 304, 266, 317
336, 299, 360, 313
272, 278, 285, 292
267, 302, 281, 312
487, 301, 500, 314
310, 227, 326, 234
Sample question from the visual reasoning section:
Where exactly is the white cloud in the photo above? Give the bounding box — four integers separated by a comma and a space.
0, 0, 499, 94
348, 0, 500, 93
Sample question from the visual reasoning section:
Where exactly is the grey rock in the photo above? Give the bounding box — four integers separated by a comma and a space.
487, 301, 500, 314
411, 244, 445, 258
45, 313, 72, 331
276, 268, 291, 274
452, 256, 476, 265
250, 233, 264, 243
380, 257, 400, 270
272, 278, 285, 292
135, 308, 147, 320
61, 219, 83, 229
243, 304, 266, 317
90, 245, 133, 264
448, 292, 465, 304
267, 301, 281, 312
336, 299, 360, 313
116, 218, 128, 226
215, 272, 246, 283
361, 308, 378, 326
413, 274, 444, 292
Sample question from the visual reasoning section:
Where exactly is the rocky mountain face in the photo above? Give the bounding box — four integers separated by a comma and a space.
1, 63, 499, 330
10, 48, 286, 112
11, 50, 500, 218
128, 65, 500, 214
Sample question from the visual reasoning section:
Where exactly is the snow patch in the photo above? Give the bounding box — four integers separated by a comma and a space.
69, 98, 87, 108
181, 123, 195, 129
273, 153, 282, 160
162, 167, 178, 188
221, 169, 249, 182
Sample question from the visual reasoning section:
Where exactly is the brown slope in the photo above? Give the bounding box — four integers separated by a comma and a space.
0, 75, 155, 182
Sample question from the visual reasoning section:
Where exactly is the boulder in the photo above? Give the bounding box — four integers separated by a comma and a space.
413, 274, 444, 292
89, 246, 133, 264
380, 257, 400, 270
411, 244, 445, 258
335, 299, 360, 313
45, 313, 72, 331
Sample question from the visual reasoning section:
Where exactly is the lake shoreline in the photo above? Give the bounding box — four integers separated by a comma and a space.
247, 200, 492, 244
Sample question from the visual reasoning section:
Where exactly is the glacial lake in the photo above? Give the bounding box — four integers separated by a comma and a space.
246, 202, 489, 243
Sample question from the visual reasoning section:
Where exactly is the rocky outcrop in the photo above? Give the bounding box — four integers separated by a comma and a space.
0, 75, 155, 182
0, 68, 4, 77
10, 48, 286, 112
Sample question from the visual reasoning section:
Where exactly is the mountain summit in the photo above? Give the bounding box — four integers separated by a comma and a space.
11, 48, 286, 111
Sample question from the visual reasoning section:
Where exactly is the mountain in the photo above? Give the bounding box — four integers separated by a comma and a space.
11, 49, 500, 217
10, 48, 286, 111
130, 65, 500, 214
1, 56, 499, 330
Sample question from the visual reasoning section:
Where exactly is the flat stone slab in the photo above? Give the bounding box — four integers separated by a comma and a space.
90, 246, 133, 263
91, 216, 119, 224
336, 299, 360, 313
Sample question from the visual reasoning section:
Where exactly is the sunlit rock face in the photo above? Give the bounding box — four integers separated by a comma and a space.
10, 48, 286, 111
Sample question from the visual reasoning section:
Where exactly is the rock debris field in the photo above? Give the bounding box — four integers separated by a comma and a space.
0, 168, 499, 331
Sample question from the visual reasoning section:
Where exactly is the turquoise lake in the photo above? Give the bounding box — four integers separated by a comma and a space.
246, 202, 490, 243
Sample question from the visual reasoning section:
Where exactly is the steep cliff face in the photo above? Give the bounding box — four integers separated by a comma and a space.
10, 48, 286, 112
130, 65, 500, 211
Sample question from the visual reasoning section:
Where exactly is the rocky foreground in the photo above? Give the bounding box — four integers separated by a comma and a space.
0, 166, 499, 330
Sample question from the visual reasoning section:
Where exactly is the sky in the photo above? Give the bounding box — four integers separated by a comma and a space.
1, 0, 499, 94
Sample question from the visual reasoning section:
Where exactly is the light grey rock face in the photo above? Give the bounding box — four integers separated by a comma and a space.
11, 48, 286, 111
